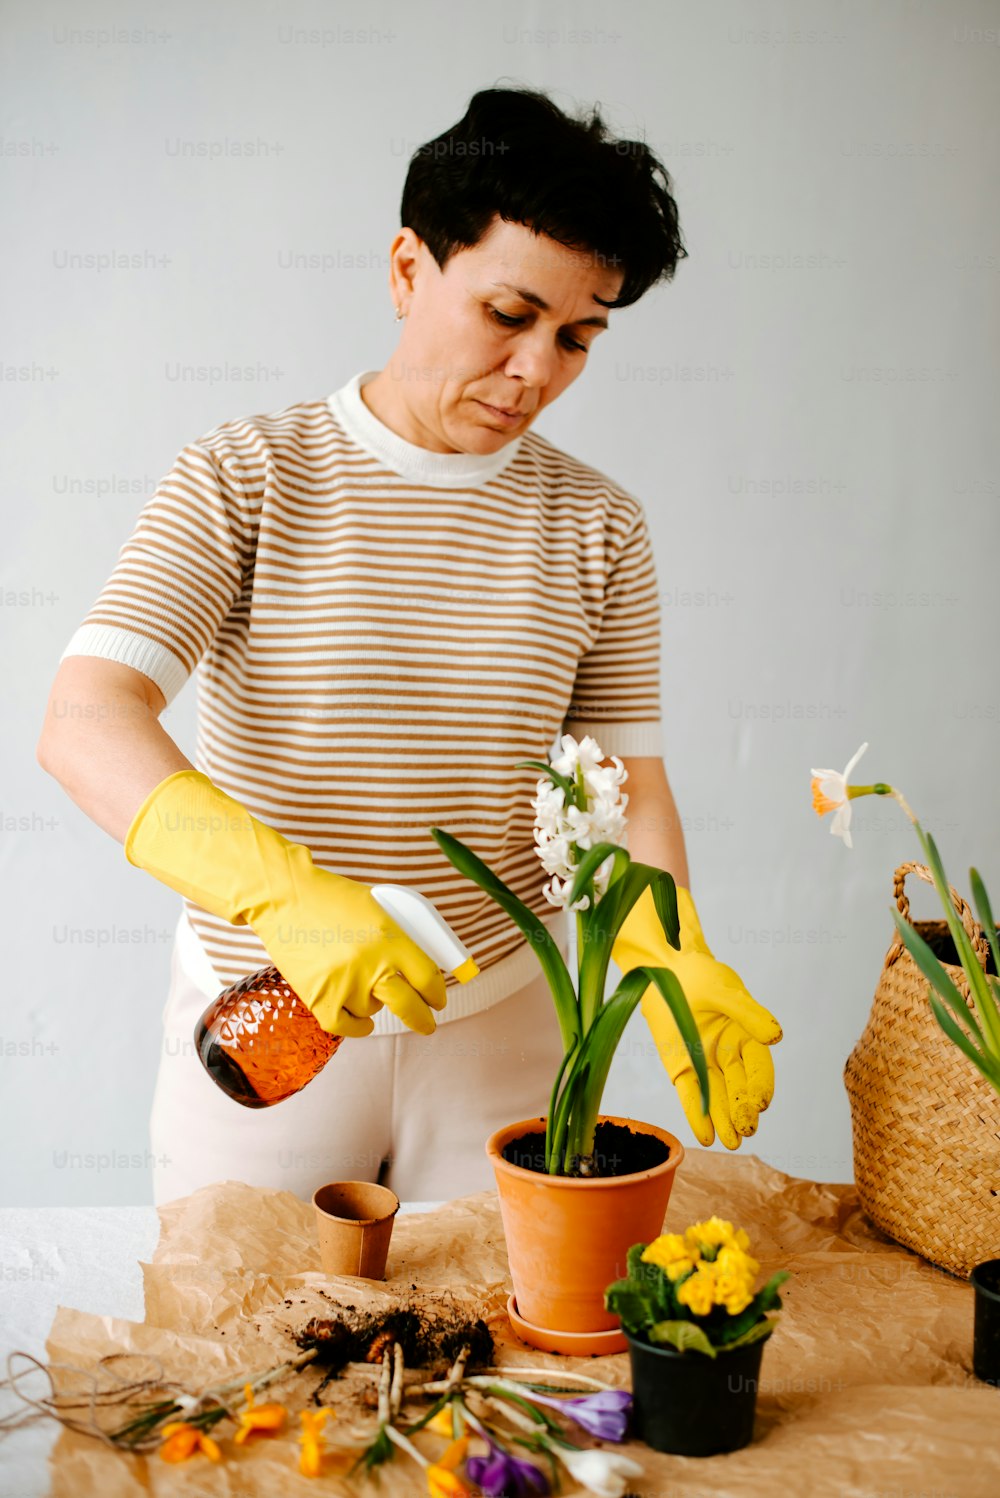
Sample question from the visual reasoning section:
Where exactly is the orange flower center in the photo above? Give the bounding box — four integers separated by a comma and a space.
811, 778, 840, 817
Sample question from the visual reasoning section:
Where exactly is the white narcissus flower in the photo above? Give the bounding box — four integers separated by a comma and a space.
810, 741, 868, 848
531, 734, 629, 910
556, 1444, 645, 1497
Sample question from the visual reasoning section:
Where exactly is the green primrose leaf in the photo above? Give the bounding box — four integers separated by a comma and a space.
648, 1320, 717, 1358
603, 1284, 655, 1333
758, 1269, 791, 1305
723, 1317, 777, 1351
626, 1243, 649, 1279
715, 1271, 790, 1346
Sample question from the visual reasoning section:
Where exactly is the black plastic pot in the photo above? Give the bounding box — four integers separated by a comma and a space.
971, 1258, 1000, 1386
624, 1330, 766, 1457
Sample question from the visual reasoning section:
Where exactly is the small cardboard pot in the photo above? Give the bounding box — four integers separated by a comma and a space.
624, 1330, 766, 1457
311, 1181, 399, 1279
971, 1258, 1000, 1385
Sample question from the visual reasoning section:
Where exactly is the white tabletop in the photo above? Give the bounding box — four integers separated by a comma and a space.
0, 1201, 440, 1498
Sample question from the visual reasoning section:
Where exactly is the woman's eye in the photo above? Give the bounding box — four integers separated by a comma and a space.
488, 306, 587, 353
489, 308, 523, 328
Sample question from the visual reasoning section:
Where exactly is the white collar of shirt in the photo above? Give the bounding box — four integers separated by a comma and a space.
327, 369, 524, 488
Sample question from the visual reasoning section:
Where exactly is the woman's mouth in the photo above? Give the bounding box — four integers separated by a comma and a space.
477, 401, 525, 425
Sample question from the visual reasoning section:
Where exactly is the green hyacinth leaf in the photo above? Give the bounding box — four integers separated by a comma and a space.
566, 840, 631, 909
513, 760, 578, 803
650, 870, 681, 950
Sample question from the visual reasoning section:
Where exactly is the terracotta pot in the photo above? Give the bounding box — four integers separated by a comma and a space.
486, 1114, 684, 1346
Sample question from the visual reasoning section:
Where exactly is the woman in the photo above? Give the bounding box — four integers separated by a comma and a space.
36, 85, 781, 1205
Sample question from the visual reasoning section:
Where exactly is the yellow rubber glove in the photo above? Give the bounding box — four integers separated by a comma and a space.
611, 884, 782, 1149
124, 769, 448, 1038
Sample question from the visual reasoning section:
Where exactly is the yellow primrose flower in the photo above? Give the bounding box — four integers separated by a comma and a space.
233, 1382, 288, 1444
715, 1243, 760, 1279
684, 1216, 751, 1256
676, 1262, 718, 1318
298, 1407, 334, 1477
713, 1245, 759, 1314
717, 1283, 754, 1315
427, 1434, 473, 1498
158, 1420, 222, 1462
641, 1232, 699, 1280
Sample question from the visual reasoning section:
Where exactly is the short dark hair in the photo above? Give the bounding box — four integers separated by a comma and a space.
399, 84, 688, 311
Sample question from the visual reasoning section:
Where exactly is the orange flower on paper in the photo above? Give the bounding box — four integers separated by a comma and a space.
427, 1404, 458, 1437
298, 1406, 335, 1477
158, 1420, 222, 1462
233, 1382, 288, 1444
427, 1434, 473, 1498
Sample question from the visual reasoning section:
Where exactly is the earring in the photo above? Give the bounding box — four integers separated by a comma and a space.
394, 306, 405, 321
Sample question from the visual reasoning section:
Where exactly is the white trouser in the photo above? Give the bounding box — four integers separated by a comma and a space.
149, 936, 565, 1206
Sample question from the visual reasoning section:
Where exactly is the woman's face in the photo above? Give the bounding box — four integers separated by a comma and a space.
382, 215, 624, 455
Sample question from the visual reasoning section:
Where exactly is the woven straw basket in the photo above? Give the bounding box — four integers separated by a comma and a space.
844, 862, 1000, 1278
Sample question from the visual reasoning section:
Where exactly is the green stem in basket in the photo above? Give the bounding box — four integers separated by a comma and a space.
876, 784, 1000, 1083
890, 910, 1000, 1090
969, 869, 1000, 985
913, 824, 1000, 1057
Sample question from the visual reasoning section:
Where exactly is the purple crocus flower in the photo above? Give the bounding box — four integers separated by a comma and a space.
525, 1389, 632, 1443
466, 1440, 550, 1497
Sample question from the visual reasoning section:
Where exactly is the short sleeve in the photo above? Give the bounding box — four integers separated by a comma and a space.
59, 441, 254, 707
563, 502, 663, 758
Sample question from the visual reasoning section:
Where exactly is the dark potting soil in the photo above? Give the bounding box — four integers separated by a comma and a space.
501, 1119, 670, 1178
920, 920, 997, 975
292, 1306, 494, 1380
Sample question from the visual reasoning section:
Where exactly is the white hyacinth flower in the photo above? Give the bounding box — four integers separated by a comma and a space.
532, 733, 628, 910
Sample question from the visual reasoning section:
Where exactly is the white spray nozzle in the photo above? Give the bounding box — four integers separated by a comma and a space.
370, 884, 480, 984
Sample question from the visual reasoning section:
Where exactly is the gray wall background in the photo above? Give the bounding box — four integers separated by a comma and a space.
4, 0, 999, 1205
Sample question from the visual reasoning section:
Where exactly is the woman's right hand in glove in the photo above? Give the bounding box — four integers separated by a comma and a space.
124, 769, 448, 1037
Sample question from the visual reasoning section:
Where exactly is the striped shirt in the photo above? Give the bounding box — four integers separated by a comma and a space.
61, 370, 663, 1031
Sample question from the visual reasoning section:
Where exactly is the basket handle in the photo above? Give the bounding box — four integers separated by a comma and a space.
887, 861, 991, 972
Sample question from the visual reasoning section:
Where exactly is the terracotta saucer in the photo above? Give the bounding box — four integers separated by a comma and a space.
506, 1293, 627, 1357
